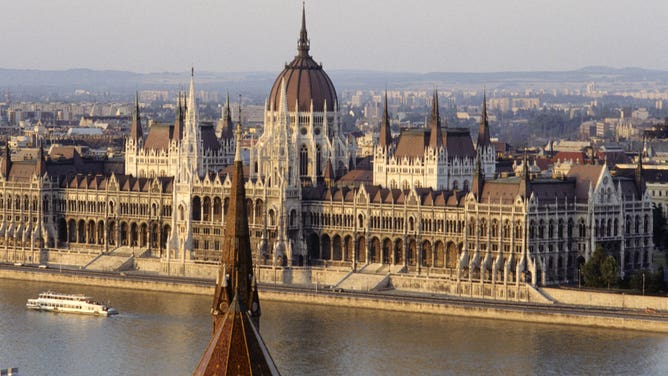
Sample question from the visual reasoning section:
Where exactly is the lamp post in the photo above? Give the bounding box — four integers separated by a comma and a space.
642, 272, 646, 296
578, 267, 581, 289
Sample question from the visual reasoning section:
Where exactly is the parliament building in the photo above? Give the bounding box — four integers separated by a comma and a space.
0, 7, 653, 287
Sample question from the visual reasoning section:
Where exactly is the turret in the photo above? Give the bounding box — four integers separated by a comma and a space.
1, 143, 11, 178
472, 152, 484, 199
35, 142, 46, 177
519, 151, 531, 199
477, 90, 491, 148
172, 93, 184, 142
379, 90, 392, 149
219, 92, 234, 140
428, 90, 442, 150
635, 146, 645, 194
129, 92, 143, 142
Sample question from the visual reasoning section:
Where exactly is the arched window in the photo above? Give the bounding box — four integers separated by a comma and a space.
300, 145, 308, 177
316, 144, 322, 176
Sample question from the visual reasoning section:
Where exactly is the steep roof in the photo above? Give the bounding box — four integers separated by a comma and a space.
143, 123, 172, 152
394, 127, 476, 161
193, 294, 279, 376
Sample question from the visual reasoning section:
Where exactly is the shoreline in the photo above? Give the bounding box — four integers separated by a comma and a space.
2, 266, 667, 333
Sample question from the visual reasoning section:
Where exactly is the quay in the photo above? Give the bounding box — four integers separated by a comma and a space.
2, 263, 667, 333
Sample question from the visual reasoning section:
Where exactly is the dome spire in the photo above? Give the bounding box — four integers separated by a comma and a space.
297, 2, 310, 57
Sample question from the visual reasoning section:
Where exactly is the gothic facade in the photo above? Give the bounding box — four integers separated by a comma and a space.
0, 6, 654, 287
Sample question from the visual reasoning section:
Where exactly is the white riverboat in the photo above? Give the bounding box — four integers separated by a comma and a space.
26, 291, 118, 317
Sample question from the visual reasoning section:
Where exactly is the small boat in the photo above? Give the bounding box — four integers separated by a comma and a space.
26, 291, 118, 317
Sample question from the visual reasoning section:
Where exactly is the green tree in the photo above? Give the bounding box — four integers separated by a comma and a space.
600, 255, 619, 289
582, 246, 606, 288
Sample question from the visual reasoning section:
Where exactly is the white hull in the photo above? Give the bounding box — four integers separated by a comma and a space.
26, 291, 118, 317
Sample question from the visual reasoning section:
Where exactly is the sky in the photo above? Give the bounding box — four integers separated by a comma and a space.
2, 0, 668, 74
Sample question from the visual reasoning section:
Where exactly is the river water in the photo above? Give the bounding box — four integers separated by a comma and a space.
1, 279, 667, 375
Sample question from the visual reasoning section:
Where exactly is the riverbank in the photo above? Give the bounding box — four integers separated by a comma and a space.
2, 266, 667, 333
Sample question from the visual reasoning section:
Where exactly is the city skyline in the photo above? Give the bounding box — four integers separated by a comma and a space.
2, 0, 667, 74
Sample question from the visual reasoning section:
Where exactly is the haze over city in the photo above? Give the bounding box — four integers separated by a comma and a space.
3, 0, 668, 73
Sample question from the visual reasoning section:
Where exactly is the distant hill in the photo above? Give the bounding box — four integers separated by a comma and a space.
1, 66, 667, 97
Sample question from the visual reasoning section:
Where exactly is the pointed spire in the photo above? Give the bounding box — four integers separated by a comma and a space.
472, 151, 484, 198
635, 145, 645, 194
235, 123, 242, 163
379, 90, 392, 149
428, 89, 442, 150
35, 142, 46, 177
220, 92, 234, 140
173, 93, 184, 141
214, 117, 253, 315
477, 89, 491, 148
519, 151, 531, 198
130, 92, 143, 141
297, 2, 310, 57
324, 157, 334, 187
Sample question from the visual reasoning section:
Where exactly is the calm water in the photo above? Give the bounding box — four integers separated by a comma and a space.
1, 279, 667, 376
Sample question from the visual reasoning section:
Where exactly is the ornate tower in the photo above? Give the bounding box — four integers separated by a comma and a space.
166, 70, 202, 266
125, 92, 143, 176
193, 125, 278, 376
252, 4, 353, 265
428, 90, 443, 150
476, 90, 496, 178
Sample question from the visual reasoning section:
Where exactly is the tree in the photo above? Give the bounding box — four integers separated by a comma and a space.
582, 246, 619, 288
600, 255, 620, 289
582, 246, 606, 288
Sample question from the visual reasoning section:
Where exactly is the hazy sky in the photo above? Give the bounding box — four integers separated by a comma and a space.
3, 0, 667, 73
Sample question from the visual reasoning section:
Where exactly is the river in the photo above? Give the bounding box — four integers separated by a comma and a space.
0, 279, 667, 375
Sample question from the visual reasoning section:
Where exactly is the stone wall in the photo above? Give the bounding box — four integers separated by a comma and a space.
390, 274, 544, 302
256, 266, 348, 287
46, 250, 97, 267
542, 287, 668, 311
261, 290, 668, 333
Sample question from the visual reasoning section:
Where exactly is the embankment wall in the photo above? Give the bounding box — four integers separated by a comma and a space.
542, 287, 668, 311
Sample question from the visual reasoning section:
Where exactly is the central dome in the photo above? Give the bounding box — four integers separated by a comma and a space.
268, 7, 338, 113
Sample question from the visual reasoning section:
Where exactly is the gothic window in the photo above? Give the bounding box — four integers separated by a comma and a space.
567, 219, 574, 239
480, 219, 487, 237
290, 210, 297, 227
529, 220, 535, 239
607, 219, 612, 237
316, 145, 322, 176
300, 145, 308, 177
178, 205, 185, 221
538, 220, 544, 239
